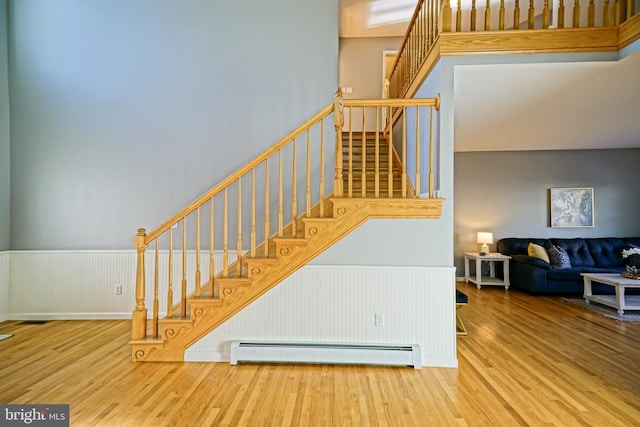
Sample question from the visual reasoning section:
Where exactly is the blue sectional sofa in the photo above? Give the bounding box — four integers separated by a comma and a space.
496, 237, 640, 295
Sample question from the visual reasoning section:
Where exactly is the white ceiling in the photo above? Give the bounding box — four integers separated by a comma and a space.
339, 0, 640, 152
339, 0, 413, 38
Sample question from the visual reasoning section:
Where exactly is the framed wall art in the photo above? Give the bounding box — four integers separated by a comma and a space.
549, 187, 594, 228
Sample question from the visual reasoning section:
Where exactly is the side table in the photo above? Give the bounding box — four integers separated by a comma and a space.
464, 252, 511, 289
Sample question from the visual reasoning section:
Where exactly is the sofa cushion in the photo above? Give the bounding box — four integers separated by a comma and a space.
497, 238, 550, 256
585, 238, 628, 268
550, 238, 595, 267
528, 243, 550, 263
624, 238, 640, 247
546, 268, 584, 281
548, 245, 571, 269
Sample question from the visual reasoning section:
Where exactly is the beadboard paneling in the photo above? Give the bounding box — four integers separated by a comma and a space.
8, 250, 232, 319
6, 252, 458, 368
185, 265, 458, 368
9, 251, 137, 319
0, 252, 9, 321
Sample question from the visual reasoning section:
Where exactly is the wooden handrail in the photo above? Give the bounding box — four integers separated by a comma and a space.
344, 99, 440, 107
144, 103, 334, 243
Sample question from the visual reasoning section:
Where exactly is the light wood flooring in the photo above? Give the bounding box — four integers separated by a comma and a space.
1, 283, 639, 426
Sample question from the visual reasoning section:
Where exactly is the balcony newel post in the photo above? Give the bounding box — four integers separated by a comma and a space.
132, 228, 148, 340
334, 87, 344, 197
441, 0, 452, 32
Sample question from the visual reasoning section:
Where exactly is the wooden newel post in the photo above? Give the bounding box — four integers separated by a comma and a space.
441, 0, 453, 32
334, 88, 344, 197
131, 228, 148, 340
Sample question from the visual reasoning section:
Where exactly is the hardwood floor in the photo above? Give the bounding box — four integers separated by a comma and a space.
1, 283, 639, 426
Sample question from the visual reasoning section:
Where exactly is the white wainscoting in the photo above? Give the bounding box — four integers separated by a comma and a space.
9, 250, 138, 319
6, 252, 458, 368
0, 252, 9, 322
7, 250, 234, 320
185, 265, 458, 368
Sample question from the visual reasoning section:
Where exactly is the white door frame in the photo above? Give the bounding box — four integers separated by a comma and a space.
381, 49, 398, 99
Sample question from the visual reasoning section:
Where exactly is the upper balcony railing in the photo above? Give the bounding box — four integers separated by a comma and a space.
389, 0, 639, 98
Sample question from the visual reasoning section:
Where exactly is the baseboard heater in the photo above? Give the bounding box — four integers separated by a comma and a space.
229, 341, 421, 369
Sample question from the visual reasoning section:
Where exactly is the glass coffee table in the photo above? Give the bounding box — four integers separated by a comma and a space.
581, 273, 640, 315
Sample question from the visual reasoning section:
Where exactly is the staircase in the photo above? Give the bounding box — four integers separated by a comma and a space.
129, 94, 443, 362
341, 131, 407, 198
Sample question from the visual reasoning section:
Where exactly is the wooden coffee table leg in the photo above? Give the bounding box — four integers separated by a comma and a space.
583, 276, 592, 304
616, 285, 624, 315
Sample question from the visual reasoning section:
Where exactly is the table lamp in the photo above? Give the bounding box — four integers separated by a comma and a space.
477, 232, 493, 255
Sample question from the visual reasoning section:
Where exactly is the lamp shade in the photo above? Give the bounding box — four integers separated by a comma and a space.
477, 232, 493, 255
477, 232, 493, 244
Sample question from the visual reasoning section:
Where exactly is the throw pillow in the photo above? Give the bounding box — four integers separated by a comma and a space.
528, 243, 550, 263
621, 244, 640, 267
548, 245, 571, 269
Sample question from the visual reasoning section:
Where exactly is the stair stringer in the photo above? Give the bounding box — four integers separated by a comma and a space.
130, 197, 443, 362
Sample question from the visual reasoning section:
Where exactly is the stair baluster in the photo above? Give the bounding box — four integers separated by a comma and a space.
375, 109, 380, 198
153, 240, 159, 338
264, 159, 270, 257
209, 197, 215, 295
168, 228, 173, 318
291, 138, 298, 237
416, 107, 421, 197
181, 217, 187, 317
334, 88, 344, 198
320, 119, 326, 216
237, 178, 242, 276
251, 169, 256, 257
306, 130, 312, 217
195, 208, 201, 298
361, 109, 366, 198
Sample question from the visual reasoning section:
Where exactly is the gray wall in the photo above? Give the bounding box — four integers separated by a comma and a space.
8, 0, 338, 250
318, 44, 456, 268
339, 36, 402, 99
0, 0, 9, 251
454, 148, 640, 273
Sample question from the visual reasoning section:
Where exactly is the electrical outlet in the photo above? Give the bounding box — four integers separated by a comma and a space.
114, 284, 123, 295
375, 313, 385, 327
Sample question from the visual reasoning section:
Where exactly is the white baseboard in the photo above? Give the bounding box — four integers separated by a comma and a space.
424, 357, 458, 368
0, 251, 9, 321
184, 351, 229, 362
